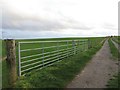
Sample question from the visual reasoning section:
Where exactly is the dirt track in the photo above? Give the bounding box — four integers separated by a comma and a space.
67, 40, 118, 88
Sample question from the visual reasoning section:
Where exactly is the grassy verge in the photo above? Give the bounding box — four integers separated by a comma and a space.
2, 60, 9, 88
107, 73, 120, 88
107, 39, 120, 88
15, 41, 103, 88
112, 36, 120, 45
108, 39, 119, 60
0, 62, 1, 89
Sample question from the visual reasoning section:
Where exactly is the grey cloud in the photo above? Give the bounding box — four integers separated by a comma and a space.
2, 8, 93, 31
103, 23, 117, 30
2, 11, 65, 30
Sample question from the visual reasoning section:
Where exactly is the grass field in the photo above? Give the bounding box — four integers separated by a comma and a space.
2, 37, 105, 88
1, 37, 103, 57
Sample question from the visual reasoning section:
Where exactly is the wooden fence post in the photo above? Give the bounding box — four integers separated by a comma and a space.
5, 39, 17, 87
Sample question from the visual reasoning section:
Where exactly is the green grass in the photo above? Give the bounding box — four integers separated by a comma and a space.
107, 73, 120, 88
107, 38, 120, 89
112, 36, 120, 44
2, 37, 105, 88
0, 62, 1, 89
2, 60, 9, 88
2, 37, 104, 57
15, 42, 103, 88
108, 39, 119, 59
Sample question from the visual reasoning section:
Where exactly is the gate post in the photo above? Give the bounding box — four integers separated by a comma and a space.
5, 39, 17, 87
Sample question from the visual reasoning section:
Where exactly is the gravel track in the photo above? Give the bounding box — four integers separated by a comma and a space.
66, 40, 118, 88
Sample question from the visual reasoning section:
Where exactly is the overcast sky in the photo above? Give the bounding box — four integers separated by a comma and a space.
1, 0, 119, 39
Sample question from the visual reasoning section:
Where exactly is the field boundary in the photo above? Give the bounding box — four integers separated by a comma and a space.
18, 39, 89, 76
15, 38, 104, 88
